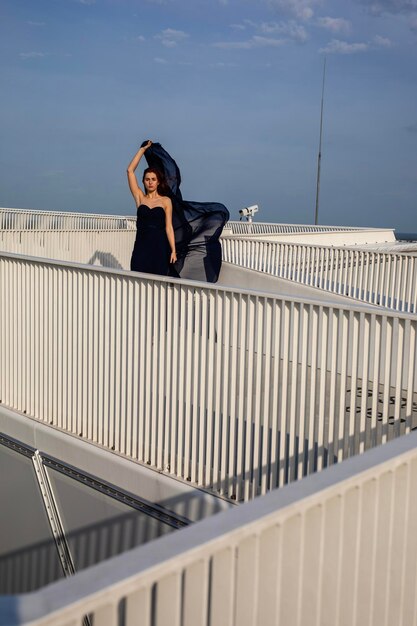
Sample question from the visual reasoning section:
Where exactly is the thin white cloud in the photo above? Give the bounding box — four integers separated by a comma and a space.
27, 21, 46, 26
258, 20, 308, 41
210, 61, 239, 67
77, 0, 96, 4
316, 17, 351, 34
356, 0, 417, 31
213, 39, 255, 49
320, 39, 369, 53
373, 34, 392, 46
214, 35, 286, 49
265, 0, 319, 20
154, 57, 168, 63
409, 14, 417, 29
155, 28, 189, 47
232, 19, 308, 42
320, 34, 393, 54
356, 0, 417, 15
19, 51, 46, 60
253, 35, 288, 46
136, 35, 146, 42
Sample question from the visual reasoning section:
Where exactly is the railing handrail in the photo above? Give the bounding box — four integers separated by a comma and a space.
226, 220, 392, 233
222, 229, 416, 259
1, 207, 393, 235
2, 249, 415, 321
0, 206, 133, 220
0, 207, 136, 232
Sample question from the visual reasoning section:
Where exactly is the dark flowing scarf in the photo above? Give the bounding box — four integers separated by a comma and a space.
144, 142, 229, 283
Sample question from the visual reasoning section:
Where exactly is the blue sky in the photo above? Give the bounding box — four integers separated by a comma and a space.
1, 0, 416, 231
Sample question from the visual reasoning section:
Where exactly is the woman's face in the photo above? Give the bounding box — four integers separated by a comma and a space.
143, 172, 159, 193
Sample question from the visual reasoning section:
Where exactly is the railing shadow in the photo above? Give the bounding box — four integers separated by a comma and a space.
87, 251, 124, 269
156, 376, 417, 503
0, 507, 175, 595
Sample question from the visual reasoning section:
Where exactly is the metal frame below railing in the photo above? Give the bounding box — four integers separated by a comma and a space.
1, 430, 417, 626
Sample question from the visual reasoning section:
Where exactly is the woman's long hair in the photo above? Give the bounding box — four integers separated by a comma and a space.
142, 167, 171, 197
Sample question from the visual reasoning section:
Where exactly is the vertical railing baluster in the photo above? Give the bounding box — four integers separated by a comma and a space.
220, 292, 231, 495
190, 287, 201, 484
183, 287, 194, 481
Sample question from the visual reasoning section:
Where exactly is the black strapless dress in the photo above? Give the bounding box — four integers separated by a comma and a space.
130, 204, 171, 276
142, 143, 230, 283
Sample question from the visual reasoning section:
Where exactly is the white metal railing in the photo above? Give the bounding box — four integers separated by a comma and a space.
1, 429, 417, 626
1, 208, 373, 235
3, 230, 415, 315
0, 208, 135, 270
226, 220, 375, 235
1, 210, 407, 312
222, 238, 417, 313
0, 207, 135, 231
1, 252, 416, 504
0, 228, 135, 269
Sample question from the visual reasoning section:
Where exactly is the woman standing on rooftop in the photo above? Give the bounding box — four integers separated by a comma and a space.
127, 140, 177, 276
127, 140, 229, 282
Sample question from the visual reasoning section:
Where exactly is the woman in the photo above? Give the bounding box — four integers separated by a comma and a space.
128, 140, 230, 282
127, 140, 177, 275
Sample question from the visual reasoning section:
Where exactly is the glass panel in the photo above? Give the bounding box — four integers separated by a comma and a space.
0, 445, 64, 594
47, 467, 174, 572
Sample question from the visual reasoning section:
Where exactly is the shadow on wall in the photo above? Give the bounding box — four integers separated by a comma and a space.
0, 437, 231, 596
0, 479, 234, 595
88, 251, 124, 269
0, 507, 174, 595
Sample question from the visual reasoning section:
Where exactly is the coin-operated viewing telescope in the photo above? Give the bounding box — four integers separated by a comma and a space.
238, 204, 259, 223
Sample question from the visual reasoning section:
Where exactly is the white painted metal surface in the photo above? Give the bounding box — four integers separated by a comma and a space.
31, 450, 76, 578
1, 207, 395, 248
1, 208, 385, 237
0, 209, 402, 313
225, 220, 390, 235
1, 252, 416, 504
0, 207, 135, 231
224, 220, 396, 245
1, 209, 416, 625
1, 429, 417, 626
222, 238, 417, 313
0, 228, 135, 269
4, 230, 415, 315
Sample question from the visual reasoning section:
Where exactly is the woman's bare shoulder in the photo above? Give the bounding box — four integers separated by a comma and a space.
162, 196, 173, 210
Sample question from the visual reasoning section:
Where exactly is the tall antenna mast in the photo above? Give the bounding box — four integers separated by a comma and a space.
315, 56, 326, 225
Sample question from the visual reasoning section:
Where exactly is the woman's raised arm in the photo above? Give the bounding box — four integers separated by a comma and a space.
127, 140, 152, 205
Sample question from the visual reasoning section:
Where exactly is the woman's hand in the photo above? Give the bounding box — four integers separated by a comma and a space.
170, 250, 177, 264
141, 140, 152, 151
